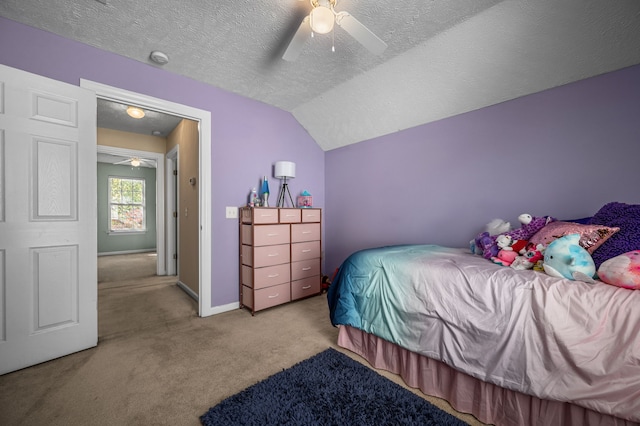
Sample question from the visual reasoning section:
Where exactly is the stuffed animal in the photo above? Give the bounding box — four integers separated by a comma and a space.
474, 213, 554, 259
510, 243, 544, 270
492, 249, 518, 266
508, 214, 555, 241
597, 250, 640, 290
490, 235, 517, 266
496, 234, 513, 250
486, 218, 512, 236
470, 219, 512, 256
542, 234, 596, 282
470, 232, 499, 257
504, 239, 528, 254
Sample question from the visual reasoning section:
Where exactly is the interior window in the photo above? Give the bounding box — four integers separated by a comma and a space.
108, 176, 146, 233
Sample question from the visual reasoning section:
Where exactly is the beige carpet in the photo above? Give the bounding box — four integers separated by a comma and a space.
0, 255, 485, 426
98, 251, 158, 283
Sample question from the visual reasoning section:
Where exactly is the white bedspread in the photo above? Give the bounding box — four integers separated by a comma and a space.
327, 245, 640, 421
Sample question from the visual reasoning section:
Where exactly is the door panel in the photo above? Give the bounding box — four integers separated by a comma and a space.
0, 64, 97, 375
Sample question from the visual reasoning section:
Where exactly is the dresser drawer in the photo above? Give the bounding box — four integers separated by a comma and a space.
291, 241, 320, 262
291, 258, 321, 281
242, 207, 279, 224
241, 263, 290, 289
242, 224, 290, 246
301, 208, 321, 223
242, 243, 290, 268
279, 208, 301, 223
253, 282, 291, 311
291, 223, 320, 243
291, 276, 320, 300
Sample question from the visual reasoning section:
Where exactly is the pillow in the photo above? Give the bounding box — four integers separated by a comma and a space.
597, 250, 640, 290
529, 221, 619, 253
588, 202, 640, 268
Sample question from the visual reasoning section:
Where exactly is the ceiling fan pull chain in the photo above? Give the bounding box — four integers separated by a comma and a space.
332, 25, 335, 52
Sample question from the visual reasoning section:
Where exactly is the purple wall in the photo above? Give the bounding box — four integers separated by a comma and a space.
325, 64, 640, 272
0, 17, 325, 309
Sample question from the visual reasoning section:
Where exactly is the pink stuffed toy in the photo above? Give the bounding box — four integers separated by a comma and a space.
492, 249, 518, 266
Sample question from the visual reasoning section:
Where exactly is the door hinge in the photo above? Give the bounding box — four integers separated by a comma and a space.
173, 253, 178, 260
173, 169, 178, 176
173, 211, 178, 218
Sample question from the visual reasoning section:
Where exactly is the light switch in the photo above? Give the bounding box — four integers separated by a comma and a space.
226, 206, 238, 219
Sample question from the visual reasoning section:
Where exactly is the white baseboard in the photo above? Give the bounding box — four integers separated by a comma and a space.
176, 281, 198, 301
98, 249, 157, 256
176, 281, 239, 317
201, 301, 240, 317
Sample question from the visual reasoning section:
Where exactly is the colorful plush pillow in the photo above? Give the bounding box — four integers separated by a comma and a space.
530, 221, 619, 253
597, 250, 640, 290
588, 202, 640, 268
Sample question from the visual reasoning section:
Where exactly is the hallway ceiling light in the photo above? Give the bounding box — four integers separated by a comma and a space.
126, 106, 145, 119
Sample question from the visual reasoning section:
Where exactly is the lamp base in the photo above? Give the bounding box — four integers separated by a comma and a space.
276, 179, 295, 208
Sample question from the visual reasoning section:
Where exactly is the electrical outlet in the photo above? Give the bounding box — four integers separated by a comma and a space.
225, 206, 238, 219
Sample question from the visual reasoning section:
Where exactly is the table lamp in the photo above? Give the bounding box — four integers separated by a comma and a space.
274, 161, 296, 207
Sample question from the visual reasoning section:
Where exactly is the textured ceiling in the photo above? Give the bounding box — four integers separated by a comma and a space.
2, 0, 640, 150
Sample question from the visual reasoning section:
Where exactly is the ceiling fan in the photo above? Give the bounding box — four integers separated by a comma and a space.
114, 157, 155, 168
282, 0, 388, 61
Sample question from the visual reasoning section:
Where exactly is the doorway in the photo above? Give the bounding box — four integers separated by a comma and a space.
82, 79, 213, 317
97, 145, 166, 275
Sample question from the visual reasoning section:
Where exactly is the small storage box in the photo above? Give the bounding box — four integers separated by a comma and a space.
297, 196, 313, 208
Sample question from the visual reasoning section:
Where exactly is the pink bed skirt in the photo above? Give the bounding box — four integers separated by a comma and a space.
337, 325, 637, 426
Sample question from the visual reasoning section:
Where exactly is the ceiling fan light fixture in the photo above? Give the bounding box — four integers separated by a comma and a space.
309, 6, 335, 34
126, 106, 145, 119
130, 158, 141, 167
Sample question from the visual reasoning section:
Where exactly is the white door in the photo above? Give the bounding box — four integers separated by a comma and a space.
0, 64, 97, 375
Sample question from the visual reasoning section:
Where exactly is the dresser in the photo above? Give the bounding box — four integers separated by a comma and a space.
240, 207, 322, 315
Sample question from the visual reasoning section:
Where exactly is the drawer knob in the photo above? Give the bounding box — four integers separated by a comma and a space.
267, 233, 279, 237
267, 273, 280, 278
302, 267, 311, 271
302, 249, 311, 253
302, 285, 311, 290
302, 231, 312, 234
267, 253, 279, 257
268, 293, 280, 299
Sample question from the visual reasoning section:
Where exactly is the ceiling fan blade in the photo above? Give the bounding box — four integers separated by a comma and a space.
114, 158, 131, 165
335, 12, 387, 56
282, 16, 311, 62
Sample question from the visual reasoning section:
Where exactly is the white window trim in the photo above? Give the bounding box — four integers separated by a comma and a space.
108, 175, 147, 234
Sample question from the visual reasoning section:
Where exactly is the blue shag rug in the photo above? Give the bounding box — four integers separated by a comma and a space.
200, 348, 467, 425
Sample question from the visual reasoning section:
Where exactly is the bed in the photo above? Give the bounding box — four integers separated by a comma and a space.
327, 202, 640, 426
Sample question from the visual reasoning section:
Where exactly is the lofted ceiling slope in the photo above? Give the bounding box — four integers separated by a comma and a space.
1, 0, 639, 150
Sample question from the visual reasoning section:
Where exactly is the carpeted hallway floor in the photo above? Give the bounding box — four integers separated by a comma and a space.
0, 254, 484, 426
